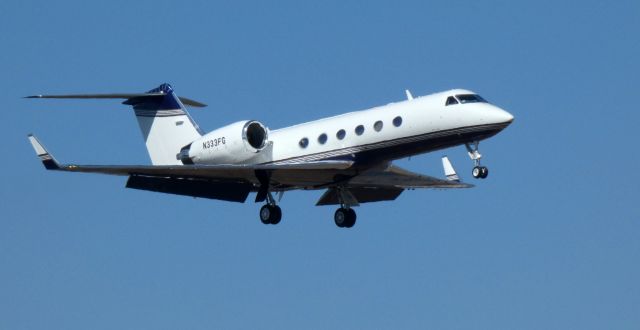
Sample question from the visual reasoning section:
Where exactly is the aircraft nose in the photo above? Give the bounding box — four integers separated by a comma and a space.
501, 109, 514, 124
492, 107, 514, 125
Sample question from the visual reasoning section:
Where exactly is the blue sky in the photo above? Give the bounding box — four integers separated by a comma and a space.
1, 1, 639, 329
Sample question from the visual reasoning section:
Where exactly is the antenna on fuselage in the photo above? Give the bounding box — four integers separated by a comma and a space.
405, 89, 414, 100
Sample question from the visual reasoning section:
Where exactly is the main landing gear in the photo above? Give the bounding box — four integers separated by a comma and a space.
257, 186, 359, 228
259, 192, 282, 225
334, 207, 356, 228
333, 187, 357, 228
466, 141, 489, 179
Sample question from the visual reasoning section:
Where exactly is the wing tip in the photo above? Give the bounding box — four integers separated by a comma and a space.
441, 156, 461, 182
27, 134, 60, 170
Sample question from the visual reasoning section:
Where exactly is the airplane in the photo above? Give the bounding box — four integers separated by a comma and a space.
27, 83, 513, 228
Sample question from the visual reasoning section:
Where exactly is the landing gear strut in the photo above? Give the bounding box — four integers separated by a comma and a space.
259, 192, 282, 225
466, 141, 489, 179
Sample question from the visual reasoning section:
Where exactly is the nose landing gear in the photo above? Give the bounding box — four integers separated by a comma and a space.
472, 165, 489, 179
466, 141, 489, 179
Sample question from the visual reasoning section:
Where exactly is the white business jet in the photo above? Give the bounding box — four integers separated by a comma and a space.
27, 84, 513, 228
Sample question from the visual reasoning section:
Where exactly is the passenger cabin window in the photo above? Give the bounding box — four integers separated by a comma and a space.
456, 94, 488, 104
374, 120, 383, 132
336, 129, 346, 140
445, 96, 459, 106
355, 125, 365, 136
393, 116, 402, 127
299, 137, 309, 148
318, 133, 328, 144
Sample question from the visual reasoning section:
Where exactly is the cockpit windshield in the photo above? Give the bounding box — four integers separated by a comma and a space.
445, 96, 458, 106
455, 94, 488, 104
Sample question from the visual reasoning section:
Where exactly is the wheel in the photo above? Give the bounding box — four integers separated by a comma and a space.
334, 208, 348, 227
480, 166, 489, 179
472, 166, 482, 179
260, 205, 282, 225
344, 208, 357, 228
260, 205, 272, 224
270, 205, 282, 225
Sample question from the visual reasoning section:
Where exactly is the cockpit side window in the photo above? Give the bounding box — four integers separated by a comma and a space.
445, 96, 459, 106
456, 94, 488, 104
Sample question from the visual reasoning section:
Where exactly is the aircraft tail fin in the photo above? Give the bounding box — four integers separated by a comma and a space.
125, 84, 204, 165
26, 84, 205, 165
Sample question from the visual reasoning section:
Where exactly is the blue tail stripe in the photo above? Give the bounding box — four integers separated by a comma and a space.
145, 83, 174, 94
123, 83, 182, 111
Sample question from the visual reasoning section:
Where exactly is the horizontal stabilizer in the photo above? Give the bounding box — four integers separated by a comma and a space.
25, 93, 206, 107
26, 83, 207, 165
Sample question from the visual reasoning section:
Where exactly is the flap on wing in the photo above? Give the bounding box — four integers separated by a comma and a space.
126, 175, 252, 203
348, 165, 473, 189
316, 186, 403, 206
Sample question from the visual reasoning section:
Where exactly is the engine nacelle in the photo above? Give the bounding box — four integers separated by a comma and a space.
179, 120, 269, 164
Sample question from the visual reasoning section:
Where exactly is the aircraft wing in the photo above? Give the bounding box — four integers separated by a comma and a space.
36, 161, 354, 177
29, 134, 469, 205
28, 134, 355, 202
348, 164, 472, 189
316, 164, 472, 206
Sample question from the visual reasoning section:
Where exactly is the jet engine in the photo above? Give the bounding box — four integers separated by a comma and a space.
179, 120, 269, 164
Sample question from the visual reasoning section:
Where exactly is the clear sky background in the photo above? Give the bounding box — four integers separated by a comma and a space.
1, 1, 638, 329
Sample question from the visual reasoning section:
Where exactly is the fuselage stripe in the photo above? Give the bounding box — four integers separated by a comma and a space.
265, 122, 507, 165
134, 109, 186, 117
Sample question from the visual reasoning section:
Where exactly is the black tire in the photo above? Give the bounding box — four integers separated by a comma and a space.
345, 208, 357, 228
472, 166, 482, 179
334, 208, 348, 228
480, 166, 489, 179
260, 205, 272, 224
271, 206, 282, 225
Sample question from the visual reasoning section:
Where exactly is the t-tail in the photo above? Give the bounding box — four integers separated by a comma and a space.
26, 83, 205, 165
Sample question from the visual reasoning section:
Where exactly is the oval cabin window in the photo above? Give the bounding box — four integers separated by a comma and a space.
299, 137, 309, 148
318, 133, 328, 144
374, 120, 383, 132
393, 116, 402, 127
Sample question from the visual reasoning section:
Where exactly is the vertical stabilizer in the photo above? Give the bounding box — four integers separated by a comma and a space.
124, 84, 203, 165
